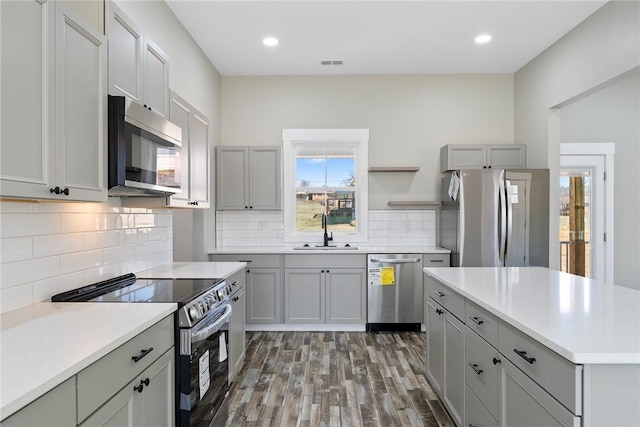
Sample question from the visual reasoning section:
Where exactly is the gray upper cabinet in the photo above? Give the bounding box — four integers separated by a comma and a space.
440, 144, 526, 172
168, 91, 210, 208
107, 2, 169, 117
216, 146, 282, 210
0, 0, 107, 202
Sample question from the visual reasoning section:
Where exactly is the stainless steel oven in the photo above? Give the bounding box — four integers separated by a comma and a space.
52, 274, 232, 427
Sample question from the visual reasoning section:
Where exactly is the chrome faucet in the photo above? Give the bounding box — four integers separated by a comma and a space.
322, 212, 333, 247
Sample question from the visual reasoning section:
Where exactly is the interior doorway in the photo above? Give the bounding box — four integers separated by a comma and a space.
559, 144, 614, 282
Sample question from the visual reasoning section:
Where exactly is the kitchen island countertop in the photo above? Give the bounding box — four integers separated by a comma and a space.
0, 302, 176, 421
423, 266, 640, 364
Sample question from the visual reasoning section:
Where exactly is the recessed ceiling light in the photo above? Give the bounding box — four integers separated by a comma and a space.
262, 37, 279, 47
475, 34, 492, 44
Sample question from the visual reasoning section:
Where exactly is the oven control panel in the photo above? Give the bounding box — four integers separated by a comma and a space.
179, 280, 228, 327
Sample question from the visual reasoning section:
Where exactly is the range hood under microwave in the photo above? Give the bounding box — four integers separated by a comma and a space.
108, 95, 182, 197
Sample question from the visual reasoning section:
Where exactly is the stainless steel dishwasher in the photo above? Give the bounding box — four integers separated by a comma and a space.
366, 254, 423, 331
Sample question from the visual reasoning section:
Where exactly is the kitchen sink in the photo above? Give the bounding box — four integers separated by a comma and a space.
293, 244, 359, 250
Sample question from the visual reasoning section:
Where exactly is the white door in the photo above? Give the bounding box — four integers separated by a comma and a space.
505, 172, 531, 267
560, 154, 608, 281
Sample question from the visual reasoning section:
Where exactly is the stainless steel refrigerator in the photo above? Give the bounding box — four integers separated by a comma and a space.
440, 169, 549, 267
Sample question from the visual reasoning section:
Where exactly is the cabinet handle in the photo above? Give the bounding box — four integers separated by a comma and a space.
141, 378, 150, 387
435, 308, 443, 315
249, 206, 253, 209
246, 269, 250, 273
321, 270, 325, 273
131, 347, 154, 363
434, 291, 445, 298
239, 260, 252, 263
469, 424, 479, 427
50, 187, 70, 196
513, 349, 536, 364
468, 316, 484, 325
245, 206, 248, 209
468, 363, 483, 375
429, 259, 444, 263
488, 165, 492, 168
133, 383, 144, 393
61, 187, 70, 196
492, 357, 501, 365
326, 270, 330, 273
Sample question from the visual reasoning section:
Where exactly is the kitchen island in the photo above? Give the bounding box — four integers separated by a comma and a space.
423, 266, 640, 427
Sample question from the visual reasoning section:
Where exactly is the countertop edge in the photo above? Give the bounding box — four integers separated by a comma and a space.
210, 246, 451, 255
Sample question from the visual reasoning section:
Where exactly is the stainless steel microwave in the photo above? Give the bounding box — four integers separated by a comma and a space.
108, 95, 182, 197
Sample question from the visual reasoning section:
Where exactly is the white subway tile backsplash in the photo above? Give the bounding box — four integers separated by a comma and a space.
1, 237, 33, 263
60, 249, 102, 274
1, 256, 60, 289
0, 284, 33, 313
0, 200, 173, 313
215, 209, 438, 249
32, 272, 84, 302
1, 213, 60, 238
33, 234, 84, 257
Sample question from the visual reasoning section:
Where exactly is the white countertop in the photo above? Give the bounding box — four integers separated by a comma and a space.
423, 267, 640, 364
211, 245, 451, 255
136, 262, 246, 279
0, 302, 176, 420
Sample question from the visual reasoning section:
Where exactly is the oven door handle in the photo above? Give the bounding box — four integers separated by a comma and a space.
190, 304, 233, 344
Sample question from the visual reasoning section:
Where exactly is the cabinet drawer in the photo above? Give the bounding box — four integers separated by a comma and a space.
465, 326, 500, 419
212, 254, 281, 268
498, 321, 582, 415
425, 276, 464, 321
77, 315, 174, 422
284, 254, 365, 269
466, 299, 499, 347
465, 385, 497, 427
422, 253, 450, 266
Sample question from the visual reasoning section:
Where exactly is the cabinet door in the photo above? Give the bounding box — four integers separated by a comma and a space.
106, 2, 143, 101
229, 288, 246, 382
444, 312, 465, 427
426, 299, 445, 396
247, 268, 282, 323
138, 350, 175, 427
216, 147, 249, 210
498, 358, 580, 427
168, 92, 192, 205
465, 385, 498, 427
190, 110, 210, 207
80, 380, 137, 427
0, 0, 55, 199
486, 145, 526, 169
285, 269, 324, 323
326, 268, 365, 323
142, 37, 169, 117
249, 146, 281, 210
54, 2, 107, 202
441, 144, 487, 172
1, 377, 76, 427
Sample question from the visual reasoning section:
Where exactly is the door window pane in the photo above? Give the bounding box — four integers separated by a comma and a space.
559, 170, 591, 277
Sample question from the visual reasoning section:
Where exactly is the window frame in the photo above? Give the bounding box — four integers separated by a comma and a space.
282, 129, 369, 243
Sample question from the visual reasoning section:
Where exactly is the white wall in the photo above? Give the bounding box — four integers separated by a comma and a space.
114, 0, 222, 260
560, 73, 640, 289
514, 0, 640, 276
221, 74, 514, 209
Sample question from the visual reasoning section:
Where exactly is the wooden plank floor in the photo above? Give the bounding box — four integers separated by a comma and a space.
226, 331, 455, 427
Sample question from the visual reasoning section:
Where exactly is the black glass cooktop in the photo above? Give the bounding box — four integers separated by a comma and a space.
51, 273, 224, 306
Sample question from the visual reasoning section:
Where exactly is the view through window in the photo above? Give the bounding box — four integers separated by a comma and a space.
559, 170, 591, 277
294, 144, 356, 233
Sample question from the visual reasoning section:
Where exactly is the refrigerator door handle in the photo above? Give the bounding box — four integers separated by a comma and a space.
498, 179, 507, 265
505, 179, 514, 262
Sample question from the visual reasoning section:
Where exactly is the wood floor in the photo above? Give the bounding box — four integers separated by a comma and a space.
226, 331, 454, 427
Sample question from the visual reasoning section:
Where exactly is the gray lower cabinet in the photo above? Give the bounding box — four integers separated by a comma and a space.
1, 378, 76, 427
465, 385, 498, 427
498, 357, 579, 427
228, 270, 247, 382
426, 297, 464, 427
326, 269, 366, 323
285, 268, 325, 323
210, 254, 283, 324
80, 349, 175, 427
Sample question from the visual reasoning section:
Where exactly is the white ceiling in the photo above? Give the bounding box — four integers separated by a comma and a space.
165, 0, 607, 76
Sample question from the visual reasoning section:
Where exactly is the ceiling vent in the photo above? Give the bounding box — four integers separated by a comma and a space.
321, 60, 343, 66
